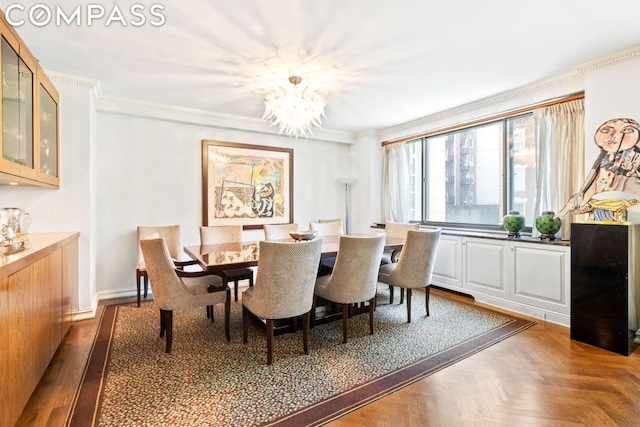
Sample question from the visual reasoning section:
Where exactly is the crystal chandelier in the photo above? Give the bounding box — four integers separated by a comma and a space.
263, 76, 327, 138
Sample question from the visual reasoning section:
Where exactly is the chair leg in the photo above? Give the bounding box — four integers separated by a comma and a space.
242, 305, 249, 344
234, 279, 239, 302
303, 311, 310, 355
368, 297, 375, 335
426, 285, 430, 316
310, 297, 316, 329
159, 309, 165, 337
342, 303, 349, 344
143, 275, 149, 299
400, 288, 405, 304
161, 309, 173, 353
136, 271, 142, 307
225, 288, 231, 342
266, 319, 274, 365
406, 288, 412, 323
389, 285, 394, 304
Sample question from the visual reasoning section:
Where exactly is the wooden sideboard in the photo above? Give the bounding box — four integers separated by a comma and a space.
0, 232, 79, 427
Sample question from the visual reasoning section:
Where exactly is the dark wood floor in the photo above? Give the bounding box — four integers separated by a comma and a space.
15, 289, 640, 427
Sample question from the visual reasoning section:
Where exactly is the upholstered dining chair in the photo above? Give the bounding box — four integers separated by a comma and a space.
310, 220, 344, 275
380, 222, 420, 304
378, 229, 441, 323
314, 234, 385, 343
242, 239, 322, 365
140, 238, 231, 353
263, 223, 299, 241
200, 226, 254, 302
137, 225, 198, 307
310, 219, 344, 236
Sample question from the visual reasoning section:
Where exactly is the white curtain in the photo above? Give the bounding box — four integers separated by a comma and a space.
382, 142, 409, 222
534, 98, 585, 240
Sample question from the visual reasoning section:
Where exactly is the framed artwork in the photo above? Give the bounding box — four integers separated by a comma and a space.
202, 140, 293, 229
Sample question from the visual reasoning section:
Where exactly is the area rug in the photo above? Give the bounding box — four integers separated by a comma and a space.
66, 288, 534, 427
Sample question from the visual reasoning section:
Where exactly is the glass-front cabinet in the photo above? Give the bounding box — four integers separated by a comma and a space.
0, 14, 59, 188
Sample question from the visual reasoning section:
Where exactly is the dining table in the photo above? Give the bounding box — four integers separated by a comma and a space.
183, 234, 405, 273
184, 234, 406, 333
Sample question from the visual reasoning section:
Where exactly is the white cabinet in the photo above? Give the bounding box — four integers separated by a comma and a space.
462, 238, 509, 299
429, 232, 571, 326
510, 243, 570, 317
432, 234, 462, 290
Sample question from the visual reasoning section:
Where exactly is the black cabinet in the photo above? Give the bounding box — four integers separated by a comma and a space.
570, 223, 640, 355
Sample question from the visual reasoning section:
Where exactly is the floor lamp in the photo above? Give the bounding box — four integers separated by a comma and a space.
338, 178, 357, 235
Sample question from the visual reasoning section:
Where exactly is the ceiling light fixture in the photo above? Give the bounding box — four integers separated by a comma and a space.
262, 76, 326, 138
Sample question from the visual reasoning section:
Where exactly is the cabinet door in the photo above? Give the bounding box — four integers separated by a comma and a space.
510, 243, 570, 315
463, 238, 509, 298
0, 276, 8, 427
432, 235, 462, 290
34, 72, 59, 186
6, 265, 35, 427
0, 31, 34, 178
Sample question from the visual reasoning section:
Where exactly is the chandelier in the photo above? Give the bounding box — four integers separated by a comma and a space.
262, 76, 327, 138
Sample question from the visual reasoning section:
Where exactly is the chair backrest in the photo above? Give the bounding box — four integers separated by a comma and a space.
200, 225, 243, 245
310, 220, 344, 236
250, 239, 323, 319
263, 223, 299, 241
324, 234, 386, 303
137, 225, 181, 267
140, 238, 192, 310
385, 222, 420, 239
391, 229, 441, 288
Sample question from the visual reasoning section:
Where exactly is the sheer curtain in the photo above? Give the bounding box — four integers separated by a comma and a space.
382, 141, 410, 222
534, 98, 585, 240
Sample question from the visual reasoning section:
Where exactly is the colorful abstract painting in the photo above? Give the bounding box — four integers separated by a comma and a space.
202, 140, 293, 228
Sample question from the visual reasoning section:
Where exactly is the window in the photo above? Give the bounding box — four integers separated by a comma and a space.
406, 113, 537, 229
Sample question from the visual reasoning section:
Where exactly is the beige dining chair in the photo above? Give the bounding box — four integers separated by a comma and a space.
314, 234, 385, 343
140, 238, 231, 353
310, 219, 344, 236
310, 220, 344, 275
378, 229, 441, 323
242, 239, 322, 365
380, 222, 420, 304
136, 225, 199, 307
200, 226, 254, 302
263, 223, 299, 241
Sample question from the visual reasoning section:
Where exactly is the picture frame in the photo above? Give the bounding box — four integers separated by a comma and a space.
202, 140, 293, 229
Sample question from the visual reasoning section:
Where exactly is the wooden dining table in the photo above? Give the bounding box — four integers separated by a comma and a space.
184, 234, 405, 333
183, 234, 405, 273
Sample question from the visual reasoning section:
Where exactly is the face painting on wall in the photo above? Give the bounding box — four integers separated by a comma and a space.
557, 118, 640, 220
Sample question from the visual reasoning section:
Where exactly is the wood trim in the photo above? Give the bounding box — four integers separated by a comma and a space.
382, 92, 585, 146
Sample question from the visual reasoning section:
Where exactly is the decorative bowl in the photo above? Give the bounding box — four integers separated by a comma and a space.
1, 240, 25, 255
289, 230, 318, 241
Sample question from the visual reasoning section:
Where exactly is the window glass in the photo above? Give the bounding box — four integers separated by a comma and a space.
426, 122, 503, 226
404, 112, 537, 229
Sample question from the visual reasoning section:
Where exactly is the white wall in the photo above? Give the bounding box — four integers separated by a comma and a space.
584, 56, 640, 168
95, 111, 351, 297
0, 77, 97, 316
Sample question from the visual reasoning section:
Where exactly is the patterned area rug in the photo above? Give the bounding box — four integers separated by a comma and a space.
67, 288, 534, 426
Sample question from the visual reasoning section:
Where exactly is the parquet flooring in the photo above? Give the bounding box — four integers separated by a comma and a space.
15, 290, 640, 427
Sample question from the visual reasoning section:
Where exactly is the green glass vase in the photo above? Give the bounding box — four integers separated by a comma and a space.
503, 211, 525, 237
535, 211, 562, 240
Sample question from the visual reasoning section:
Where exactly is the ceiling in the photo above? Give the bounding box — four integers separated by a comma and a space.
6, 0, 640, 135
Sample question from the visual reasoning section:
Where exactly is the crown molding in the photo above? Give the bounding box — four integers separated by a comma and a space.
573, 44, 640, 73
46, 71, 100, 89
95, 95, 354, 144
379, 70, 584, 140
